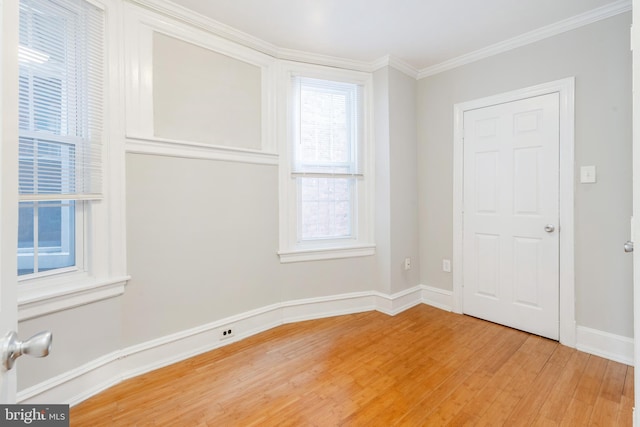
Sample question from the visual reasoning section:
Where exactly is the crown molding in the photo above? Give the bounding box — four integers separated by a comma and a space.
417, 0, 631, 79
276, 47, 373, 72
129, 0, 631, 79
127, 0, 374, 72
128, 0, 279, 57
371, 55, 419, 79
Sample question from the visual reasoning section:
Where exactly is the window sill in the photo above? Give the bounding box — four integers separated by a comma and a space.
278, 244, 376, 263
18, 275, 130, 321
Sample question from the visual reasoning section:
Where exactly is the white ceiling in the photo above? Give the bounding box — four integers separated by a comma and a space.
168, 0, 628, 70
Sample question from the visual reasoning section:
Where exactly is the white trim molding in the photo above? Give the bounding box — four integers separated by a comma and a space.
371, 55, 419, 79
278, 245, 376, 264
374, 286, 425, 316
18, 276, 129, 321
452, 78, 576, 347
128, 0, 278, 58
417, 0, 631, 78
125, 136, 279, 166
421, 285, 454, 312
576, 326, 634, 366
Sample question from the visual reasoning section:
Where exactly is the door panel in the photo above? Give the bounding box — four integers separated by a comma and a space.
463, 93, 560, 340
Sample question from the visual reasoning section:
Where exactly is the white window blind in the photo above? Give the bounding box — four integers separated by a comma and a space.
18, 0, 104, 201
292, 77, 363, 176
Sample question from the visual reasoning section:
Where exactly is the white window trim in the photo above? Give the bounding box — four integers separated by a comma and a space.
122, 3, 277, 162
278, 61, 375, 263
17, 0, 129, 321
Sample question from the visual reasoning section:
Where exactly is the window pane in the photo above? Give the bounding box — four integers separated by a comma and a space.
299, 177, 353, 240
38, 201, 75, 272
18, 202, 35, 276
19, 138, 75, 197
18, 200, 76, 276
295, 78, 360, 174
18, 202, 35, 249
300, 87, 349, 164
18, 0, 104, 200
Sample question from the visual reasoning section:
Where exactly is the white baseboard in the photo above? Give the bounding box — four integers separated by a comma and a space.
576, 326, 634, 366
17, 351, 123, 406
374, 287, 424, 315
421, 284, 454, 312
17, 285, 633, 406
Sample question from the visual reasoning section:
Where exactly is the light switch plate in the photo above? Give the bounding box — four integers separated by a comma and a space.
580, 165, 597, 184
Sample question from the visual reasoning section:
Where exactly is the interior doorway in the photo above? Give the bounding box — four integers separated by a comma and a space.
452, 78, 576, 346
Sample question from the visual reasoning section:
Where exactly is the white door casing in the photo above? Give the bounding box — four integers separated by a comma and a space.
462, 93, 559, 340
0, 0, 20, 403
631, 1, 640, 423
453, 78, 576, 347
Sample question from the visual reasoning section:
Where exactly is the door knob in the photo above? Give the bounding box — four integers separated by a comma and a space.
624, 241, 634, 253
1, 331, 52, 371
544, 224, 555, 233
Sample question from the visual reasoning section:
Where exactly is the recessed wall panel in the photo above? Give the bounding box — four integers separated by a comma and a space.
153, 32, 262, 149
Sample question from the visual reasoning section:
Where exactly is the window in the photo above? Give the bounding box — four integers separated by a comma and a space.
18, 0, 103, 278
279, 67, 374, 262
294, 77, 361, 240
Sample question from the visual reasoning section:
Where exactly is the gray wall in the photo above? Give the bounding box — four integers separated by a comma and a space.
374, 67, 392, 294
124, 153, 381, 345
17, 299, 123, 390
417, 12, 633, 337
375, 66, 420, 295
389, 68, 420, 294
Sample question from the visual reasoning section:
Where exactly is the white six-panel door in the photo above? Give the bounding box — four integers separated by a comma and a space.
462, 93, 560, 340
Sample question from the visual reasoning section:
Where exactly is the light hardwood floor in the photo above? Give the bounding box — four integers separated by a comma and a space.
71, 305, 633, 426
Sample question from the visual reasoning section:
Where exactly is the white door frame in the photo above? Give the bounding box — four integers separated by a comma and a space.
452, 77, 576, 347
0, 0, 20, 403
631, 1, 640, 423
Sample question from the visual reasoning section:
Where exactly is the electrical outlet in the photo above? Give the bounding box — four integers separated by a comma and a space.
404, 257, 411, 270
220, 327, 234, 340
442, 259, 451, 273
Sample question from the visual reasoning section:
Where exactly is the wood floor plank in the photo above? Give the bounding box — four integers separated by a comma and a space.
600, 360, 628, 403
574, 355, 609, 405
502, 357, 565, 425
619, 366, 635, 427
69, 305, 632, 426
589, 395, 622, 426
533, 350, 589, 424
560, 398, 594, 427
